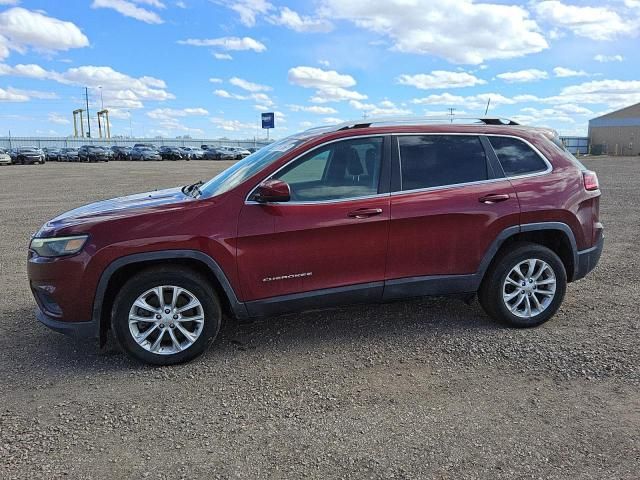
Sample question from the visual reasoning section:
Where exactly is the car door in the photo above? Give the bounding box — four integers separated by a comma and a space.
236, 135, 391, 310
384, 134, 520, 297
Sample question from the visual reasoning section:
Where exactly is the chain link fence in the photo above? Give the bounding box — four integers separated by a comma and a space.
0, 137, 270, 150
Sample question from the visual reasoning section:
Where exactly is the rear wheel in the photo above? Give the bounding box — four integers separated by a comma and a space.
111, 267, 222, 365
479, 242, 566, 328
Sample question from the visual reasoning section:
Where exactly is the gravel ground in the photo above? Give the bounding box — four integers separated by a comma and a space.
0, 157, 638, 479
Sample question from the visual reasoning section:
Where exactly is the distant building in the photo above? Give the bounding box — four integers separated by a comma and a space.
589, 102, 640, 156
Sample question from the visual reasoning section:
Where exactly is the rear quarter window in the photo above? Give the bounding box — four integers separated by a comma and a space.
488, 136, 548, 177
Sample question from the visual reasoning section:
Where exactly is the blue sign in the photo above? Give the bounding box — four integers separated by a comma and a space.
261, 112, 275, 129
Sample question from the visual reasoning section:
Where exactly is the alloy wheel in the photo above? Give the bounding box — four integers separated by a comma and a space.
502, 258, 557, 318
128, 285, 204, 355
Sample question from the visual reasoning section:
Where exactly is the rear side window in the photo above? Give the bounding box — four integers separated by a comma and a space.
398, 135, 488, 191
488, 136, 548, 177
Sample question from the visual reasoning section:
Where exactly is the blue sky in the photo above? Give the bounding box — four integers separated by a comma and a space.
0, 0, 639, 139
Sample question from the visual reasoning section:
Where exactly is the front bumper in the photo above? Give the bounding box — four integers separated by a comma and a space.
36, 307, 99, 339
574, 231, 604, 281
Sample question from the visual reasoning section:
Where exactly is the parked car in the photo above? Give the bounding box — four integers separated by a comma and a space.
27, 118, 604, 365
219, 146, 251, 159
180, 147, 204, 160
159, 146, 185, 161
78, 145, 110, 162
0, 148, 11, 165
15, 146, 45, 165
60, 148, 80, 162
130, 146, 162, 161
133, 143, 157, 150
203, 147, 234, 160
43, 148, 63, 161
247, 147, 261, 154
200, 144, 215, 151
111, 146, 132, 161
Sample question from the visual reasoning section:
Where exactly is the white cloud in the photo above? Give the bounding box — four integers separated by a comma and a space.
533, 1, 637, 40
210, 116, 255, 132
175, 1, 187, 7
48, 112, 70, 124
287, 104, 338, 114
288, 66, 365, 104
552, 79, 640, 108
0, 7, 89, 60
178, 36, 266, 52
319, 0, 548, 64
310, 87, 367, 103
209, 77, 223, 83
349, 99, 411, 116
213, 88, 274, 106
0, 1, 21, 5
594, 54, 624, 63
496, 69, 548, 83
147, 107, 208, 119
322, 117, 344, 124
0, 62, 173, 109
553, 66, 587, 78
213, 53, 233, 60
0, 86, 56, 102
288, 66, 356, 89
397, 71, 486, 89
229, 76, 271, 92
411, 92, 517, 110
225, 0, 272, 27
91, 0, 164, 24
268, 6, 333, 33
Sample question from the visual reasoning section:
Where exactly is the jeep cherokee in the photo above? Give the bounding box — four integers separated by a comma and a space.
27, 118, 604, 365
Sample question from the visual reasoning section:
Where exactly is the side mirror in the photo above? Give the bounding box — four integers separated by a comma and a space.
253, 179, 291, 203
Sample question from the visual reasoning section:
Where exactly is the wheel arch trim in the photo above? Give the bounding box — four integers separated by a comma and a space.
92, 250, 248, 333
478, 222, 579, 283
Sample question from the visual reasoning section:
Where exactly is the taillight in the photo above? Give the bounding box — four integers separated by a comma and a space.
583, 170, 599, 191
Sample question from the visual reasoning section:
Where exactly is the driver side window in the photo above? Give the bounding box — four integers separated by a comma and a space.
275, 137, 383, 202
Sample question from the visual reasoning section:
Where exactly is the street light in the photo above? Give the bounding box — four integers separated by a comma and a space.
127, 110, 133, 138
98, 86, 104, 110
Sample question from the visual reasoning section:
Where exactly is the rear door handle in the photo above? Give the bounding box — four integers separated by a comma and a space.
348, 208, 383, 219
479, 193, 510, 204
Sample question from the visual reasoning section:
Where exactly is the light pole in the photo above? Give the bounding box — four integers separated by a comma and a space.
128, 110, 133, 138
98, 86, 104, 110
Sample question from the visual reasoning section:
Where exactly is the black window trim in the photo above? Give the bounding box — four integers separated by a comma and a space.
245, 134, 392, 205
390, 132, 553, 195
483, 134, 553, 180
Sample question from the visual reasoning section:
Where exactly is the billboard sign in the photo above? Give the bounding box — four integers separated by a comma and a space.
261, 112, 275, 129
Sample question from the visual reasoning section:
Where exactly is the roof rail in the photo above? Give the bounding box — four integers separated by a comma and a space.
316, 116, 520, 132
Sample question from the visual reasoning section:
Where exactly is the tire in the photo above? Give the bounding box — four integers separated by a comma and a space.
111, 266, 222, 365
479, 242, 567, 328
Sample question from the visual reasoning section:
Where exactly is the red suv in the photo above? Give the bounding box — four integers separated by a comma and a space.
28, 119, 604, 365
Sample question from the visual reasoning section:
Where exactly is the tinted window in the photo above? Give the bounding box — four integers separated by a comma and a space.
488, 136, 548, 176
274, 137, 383, 202
398, 135, 487, 191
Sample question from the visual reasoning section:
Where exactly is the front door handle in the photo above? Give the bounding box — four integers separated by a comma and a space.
348, 208, 383, 219
479, 193, 510, 204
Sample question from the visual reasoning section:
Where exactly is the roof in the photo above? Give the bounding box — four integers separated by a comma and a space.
589, 103, 640, 128
301, 116, 559, 142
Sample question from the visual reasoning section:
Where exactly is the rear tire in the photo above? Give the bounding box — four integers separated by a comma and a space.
479, 242, 566, 328
111, 267, 222, 365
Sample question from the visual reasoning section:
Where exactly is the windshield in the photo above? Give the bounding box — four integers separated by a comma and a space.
198, 135, 307, 198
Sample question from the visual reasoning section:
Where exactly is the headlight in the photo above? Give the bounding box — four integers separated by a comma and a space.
30, 235, 88, 258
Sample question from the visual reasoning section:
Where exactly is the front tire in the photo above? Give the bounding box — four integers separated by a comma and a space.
111, 267, 222, 365
479, 242, 567, 328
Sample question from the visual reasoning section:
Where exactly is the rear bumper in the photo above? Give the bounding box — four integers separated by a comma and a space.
573, 231, 604, 281
36, 308, 99, 339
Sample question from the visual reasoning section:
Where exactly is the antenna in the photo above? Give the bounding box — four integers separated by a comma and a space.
484, 98, 491, 116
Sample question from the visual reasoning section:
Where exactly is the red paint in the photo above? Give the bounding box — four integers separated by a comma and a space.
27, 124, 602, 324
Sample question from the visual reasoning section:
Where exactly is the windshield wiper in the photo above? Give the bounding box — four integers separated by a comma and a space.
182, 180, 204, 198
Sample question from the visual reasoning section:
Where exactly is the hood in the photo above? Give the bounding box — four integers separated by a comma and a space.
38, 187, 192, 236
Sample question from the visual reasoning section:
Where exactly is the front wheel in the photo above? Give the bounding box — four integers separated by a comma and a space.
479, 242, 567, 328
111, 267, 222, 365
